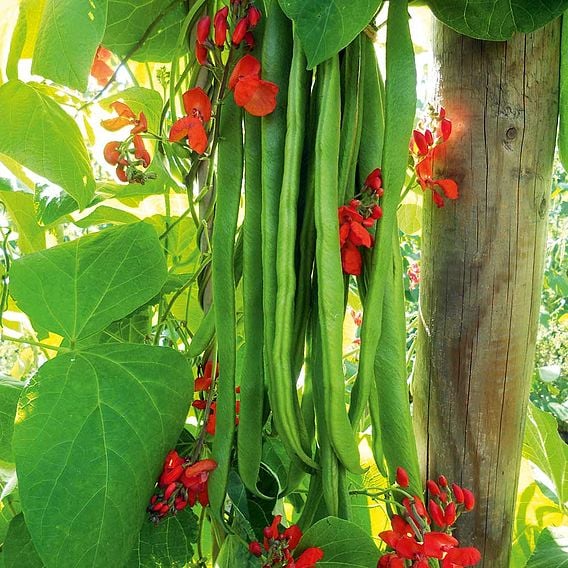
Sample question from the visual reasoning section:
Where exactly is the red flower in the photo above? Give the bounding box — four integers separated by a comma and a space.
294, 547, 325, 568
340, 241, 362, 276
194, 360, 218, 391
428, 499, 446, 528
423, 532, 459, 559
101, 101, 148, 134
249, 541, 262, 556
180, 458, 217, 506
365, 168, 384, 196
396, 467, 409, 488
416, 150, 458, 208
90, 46, 114, 86
158, 450, 185, 486
169, 87, 212, 154
103, 141, 125, 166
444, 502, 457, 526
228, 54, 278, 116
213, 6, 228, 47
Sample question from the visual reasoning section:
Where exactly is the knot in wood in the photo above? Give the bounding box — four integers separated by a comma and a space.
505, 127, 517, 140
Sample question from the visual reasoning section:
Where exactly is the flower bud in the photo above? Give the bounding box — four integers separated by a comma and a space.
452, 483, 464, 504
463, 488, 475, 511
438, 475, 448, 487
232, 18, 249, 45
424, 128, 434, 146
412, 130, 428, 155
428, 499, 446, 528
213, 7, 229, 47
427, 479, 441, 497
247, 5, 261, 27
197, 16, 211, 44
196, 42, 208, 65
249, 541, 263, 557
103, 141, 122, 165
444, 502, 457, 526
164, 482, 177, 500
243, 31, 255, 49
396, 467, 409, 488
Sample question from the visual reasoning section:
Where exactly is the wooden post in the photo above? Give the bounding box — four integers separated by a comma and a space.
413, 19, 561, 567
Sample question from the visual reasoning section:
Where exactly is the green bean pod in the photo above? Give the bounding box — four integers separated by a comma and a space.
272, 32, 314, 469
368, 381, 387, 477
349, 0, 416, 428
314, 56, 362, 475
237, 111, 267, 496
338, 34, 365, 204
373, 228, 421, 494
187, 307, 215, 358
208, 96, 244, 521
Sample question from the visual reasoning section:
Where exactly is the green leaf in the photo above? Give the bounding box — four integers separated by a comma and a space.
523, 403, 568, 507
0, 81, 95, 208
31, 0, 108, 91
0, 184, 46, 254
100, 87, 163, 132
103, 0, 188, 63
215, 535, 259, 568
9, 223, 166, 342
2, 514, 43, 568
426, 0, 568, 41
13, 344, 192, 568
559, 14, 568, 173
278, 0, 382, 68
127, 507, 198, 567
73, 205, 141, 228
526, 527, 568, 567
0, 377, 23, 463
33, 184, 81, 226
295, 516, 379, 567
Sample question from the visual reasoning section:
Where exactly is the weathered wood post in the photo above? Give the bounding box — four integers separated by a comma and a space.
413, 18, 561, 567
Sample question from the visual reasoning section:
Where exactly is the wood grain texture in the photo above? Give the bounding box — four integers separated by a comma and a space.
413, 18, 561, 567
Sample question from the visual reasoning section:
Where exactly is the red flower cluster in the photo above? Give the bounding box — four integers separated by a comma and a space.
101, 101, 153, 184
378, 468, 480, 568
148, 450, 216, 522
249, 515, 324, 568
195, 2, 260, 65
169, 87, 212, 154
338, 168, 384, 275
410, 107, 458, 208
90, 45, 114, 87
191, 361, 240, 436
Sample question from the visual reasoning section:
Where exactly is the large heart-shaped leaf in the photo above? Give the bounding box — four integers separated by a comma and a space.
278, 0, 382, 68
426, 0, 568, 41
127, 507, 199, 567
13, 344, 192, 568
103, 0, 188, 63
9, 222, 167, 342
32, 0, 108, 91
295, 516, 379, 567
0, 81, 95, 208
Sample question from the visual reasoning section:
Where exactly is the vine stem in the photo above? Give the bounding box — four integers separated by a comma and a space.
0, 334, 66, 353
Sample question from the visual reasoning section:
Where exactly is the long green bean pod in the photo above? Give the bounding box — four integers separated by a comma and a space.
237, 110, 267, 496
374, 228, 421, 495
338, 34, 365, 204
314, 55, 362, 475
208, 96, 244, 521
272, 32, 314, 468
349, 0, 416, 428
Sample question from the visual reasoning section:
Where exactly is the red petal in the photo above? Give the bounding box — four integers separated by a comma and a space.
116, 165, 127, 183
396, 467, 409, 488
194, 376, 213, 391
187, 119, 209, 154
391, 515, 412, 537
229, 54, 261, 90
416, 155, 433, 181
110, 101, 136, 119
348, 222, 372, 248
425, 129, 434, 146
90, 59, 113, 86
338, 204, 363, 224
133, 135, 150, 168
339, 222, 350, 246
232, 18, 249, 45
444, 502, 457, 526
379, 530, 401, 549
294, 547, 324, 568
441, 117, 452, 141
101, 116, 132, 131
283, 524, 302, 550
169, 116, 193, 142
242, 79, 278, 117
183, 87, 212, 122
131, 112, 148, 135
433, 178, 458, 199
395, 536, 422, 559
443, 547, 482, 566
423, 532, 458, 558
341, 242, 362, 275
183, 459, 217, 479
247, 6, 261, 27
413, 129, 429, 155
